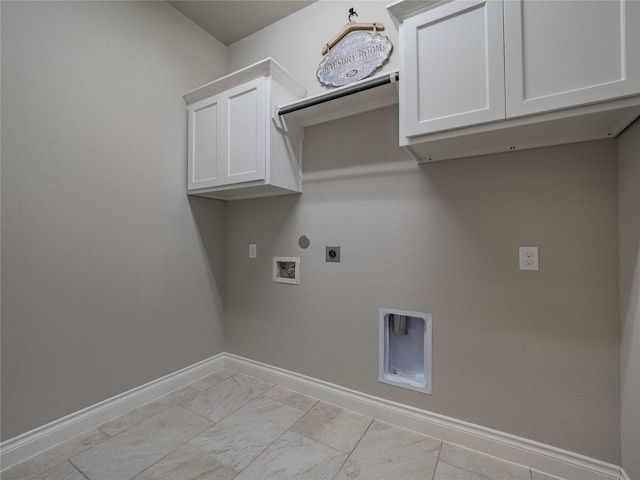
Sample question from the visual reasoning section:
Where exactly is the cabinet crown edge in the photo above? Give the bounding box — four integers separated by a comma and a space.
387, 0, 444, 25
183, 57, 306, 106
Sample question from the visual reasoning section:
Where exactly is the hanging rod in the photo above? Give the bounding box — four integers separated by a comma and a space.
278, 70, 399, 117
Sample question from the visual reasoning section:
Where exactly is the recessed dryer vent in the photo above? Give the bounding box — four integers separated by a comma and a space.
379, 308, 432, 394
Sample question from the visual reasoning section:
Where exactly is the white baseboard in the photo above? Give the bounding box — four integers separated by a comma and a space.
0, 352, 625, 480
620, 468, 630, 480
223, 354, 623, 480
0, 354, 225, 470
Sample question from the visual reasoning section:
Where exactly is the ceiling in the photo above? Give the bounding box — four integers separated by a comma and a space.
168, 1, 316, 46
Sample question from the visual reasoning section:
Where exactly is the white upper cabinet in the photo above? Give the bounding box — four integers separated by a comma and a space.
223, 78, 266, 185
184, 59, 306, 200
504, 0, 640, 117
188, 94, 223, 190
389, 0, 640, 161
402, 0, 505, 136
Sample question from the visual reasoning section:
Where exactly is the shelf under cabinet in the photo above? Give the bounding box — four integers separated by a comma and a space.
403, 96, 640, 162
277, 69, 399, 127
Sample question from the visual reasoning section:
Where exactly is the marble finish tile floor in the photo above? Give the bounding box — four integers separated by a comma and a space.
2, 370, 567, 480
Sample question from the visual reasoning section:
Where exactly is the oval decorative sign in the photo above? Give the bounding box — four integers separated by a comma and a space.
317, 31, 393, 87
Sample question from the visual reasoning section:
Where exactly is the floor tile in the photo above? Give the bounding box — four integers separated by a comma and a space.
433, 461, 487, 480
1, 429, 108, 480
1, 371, 568, 480
180, 373, 273, 422
335, 420, 441, 480
189, 396, 304, 471
234, 431, 347, 480
532, 471, 564, 480
131, 444, 237, 480
99, 386, 199, 436
263, 385, 318, 411
438, 443, 531, 480
31, 461, 87, 480
72, 406, 212, 480
188, 369, 237, 392
290, 401, 373, 453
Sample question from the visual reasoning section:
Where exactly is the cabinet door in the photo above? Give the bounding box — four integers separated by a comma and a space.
401, 0, 505, 136
222, 78, 266, 185
504, 0, 640, 118
187, 95, 224, 190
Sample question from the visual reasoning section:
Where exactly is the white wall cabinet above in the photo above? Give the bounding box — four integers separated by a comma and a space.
402, 0, 506, 136
503, 0, 640, 118
184, 58, 306, 200
389, 0, 640, 162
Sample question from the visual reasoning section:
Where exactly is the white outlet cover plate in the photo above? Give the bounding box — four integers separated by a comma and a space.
519, 246, 539, 271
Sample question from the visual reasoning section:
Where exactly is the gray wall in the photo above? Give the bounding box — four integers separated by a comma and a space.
619, 118, 640, 480
0, 0, 632, 469
224, 2, 622, 463
227, 1, 399, 97
225, 106, 621, 463
1, 1, 228, 440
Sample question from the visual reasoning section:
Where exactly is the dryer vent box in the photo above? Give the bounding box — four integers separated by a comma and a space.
379, 308, 432, 394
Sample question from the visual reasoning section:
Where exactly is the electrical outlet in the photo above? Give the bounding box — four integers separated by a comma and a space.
249, 244, 257, 259
519, 247, 539, 271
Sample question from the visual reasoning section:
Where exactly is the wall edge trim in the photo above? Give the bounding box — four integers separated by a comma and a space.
223, 354, 622, 480
0, 354, 225, 471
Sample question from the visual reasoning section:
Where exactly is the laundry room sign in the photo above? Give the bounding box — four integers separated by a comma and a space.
317, 14, 392, 87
